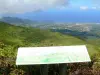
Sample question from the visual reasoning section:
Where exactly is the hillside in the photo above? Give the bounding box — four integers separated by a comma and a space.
0, 21, 99, 57
0, 22, 84, 57
0, 17, 37, 27
0, 22, 100, 75
0, 17, 54, 27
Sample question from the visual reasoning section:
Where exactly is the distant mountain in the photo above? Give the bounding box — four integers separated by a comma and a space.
0, 17, 56, 28
0, 17, 39, 27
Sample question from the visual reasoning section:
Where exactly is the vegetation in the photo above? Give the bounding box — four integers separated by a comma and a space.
0, 21, 100, 75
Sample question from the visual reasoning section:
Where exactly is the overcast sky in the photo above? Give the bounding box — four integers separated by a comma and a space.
0, 0, 68, 14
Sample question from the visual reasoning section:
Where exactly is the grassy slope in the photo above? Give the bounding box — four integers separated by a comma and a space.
0, 22, 99, 58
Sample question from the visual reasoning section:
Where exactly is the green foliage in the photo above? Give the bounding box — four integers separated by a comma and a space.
0, 21, 100, 74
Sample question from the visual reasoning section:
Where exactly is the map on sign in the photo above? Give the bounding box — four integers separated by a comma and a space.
16, 45, 91, 65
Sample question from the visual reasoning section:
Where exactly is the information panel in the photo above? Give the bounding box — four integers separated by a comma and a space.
16, 45, 91, 65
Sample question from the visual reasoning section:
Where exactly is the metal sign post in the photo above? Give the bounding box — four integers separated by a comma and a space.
40, 64, 48, 75
59, 64, 67, 75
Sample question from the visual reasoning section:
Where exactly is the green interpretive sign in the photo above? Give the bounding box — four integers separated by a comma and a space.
16, 45, 91, 65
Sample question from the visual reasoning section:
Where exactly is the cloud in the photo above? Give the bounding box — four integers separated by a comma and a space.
91, 7, 97, 9
80, 6, 88, 10
91, 6, 100, 10
80, 6, 100, 10
0, 0, 68, 14
56, 6, 68, 10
